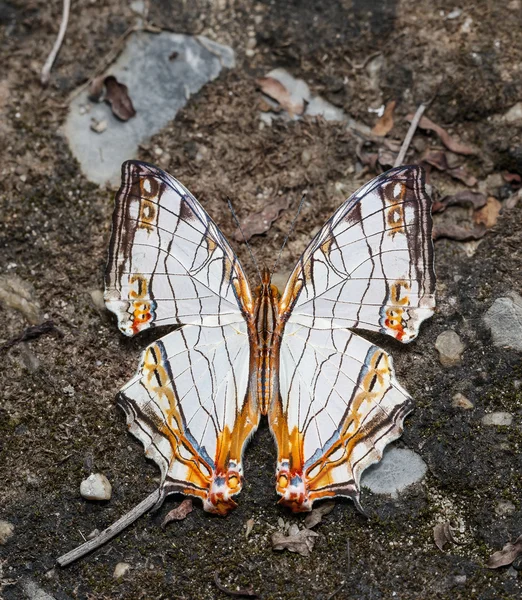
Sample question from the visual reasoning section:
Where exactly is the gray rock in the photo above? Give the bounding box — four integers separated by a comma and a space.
482, 412, 513, 426
0, 519, 14, 544
483, 293, 522, 352
21, 579, 56, 600
435, 330, 465, 367
0, 275, 41, 324
80, 473, 112, 501
64, 32, 234, 185
361, 447, 428, 497
495, 500, 516, 516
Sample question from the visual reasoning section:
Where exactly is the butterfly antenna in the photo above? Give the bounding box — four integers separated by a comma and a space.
226, 197, 263, 284
271, 190, 307, 277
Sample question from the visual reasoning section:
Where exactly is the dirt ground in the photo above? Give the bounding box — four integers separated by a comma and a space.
1, 0, 522, 598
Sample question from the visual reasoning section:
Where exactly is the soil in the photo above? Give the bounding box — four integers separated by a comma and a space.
1, 1, 522, 599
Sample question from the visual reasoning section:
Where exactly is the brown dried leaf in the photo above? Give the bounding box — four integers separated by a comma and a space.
257, 77, 304, 117
377, 147, 397, 168
473, 196, 502, 228
104, 75, 136, 121
487, 534, 522, 569
445, 190, 488, 210
409, 114, 476, 155
88, 75, 106, 102
161, 498, 193, 528
433, 224, 487, 241
372, 100, 396, 136
304, 501, 336, 529
234, 197, 291, 242
447, 166, 477, 187
271, 528, 319, 557
433, 522, 457, 551
422, 150, 449, 171
502, 171, 521, 186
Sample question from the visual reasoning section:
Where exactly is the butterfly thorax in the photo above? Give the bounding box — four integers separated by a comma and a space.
251, 269, 283, 415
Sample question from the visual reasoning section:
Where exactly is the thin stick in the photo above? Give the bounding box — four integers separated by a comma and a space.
393, 103, 426, 168
56, 489, 160, 567
41, 0, 71, 86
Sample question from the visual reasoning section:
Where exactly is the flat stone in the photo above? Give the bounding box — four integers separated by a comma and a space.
80, 473, 112, 501
495, 500, 516, 516
64, 32, 234, 185
21, 579, 56, 600
113, 562, 132, 579
483, 293, 522, 352
0, 520, 14, 544
502, 102, 522, 124
361, 447, 428, 498
482, 412, 513, 426
435, 330, 465, 367
452, 393, 474, 410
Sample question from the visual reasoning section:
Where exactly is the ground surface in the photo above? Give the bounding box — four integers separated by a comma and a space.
1, 1, 522, 599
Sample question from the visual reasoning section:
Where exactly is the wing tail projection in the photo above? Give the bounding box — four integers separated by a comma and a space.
118, 323, 258, 515
272, 324, 413, 511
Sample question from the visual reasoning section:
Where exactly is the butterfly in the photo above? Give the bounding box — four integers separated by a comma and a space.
104, 161, 435, 516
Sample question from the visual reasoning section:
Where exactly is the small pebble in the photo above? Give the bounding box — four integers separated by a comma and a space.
452, 393, 474, 410
0, 520, 15, 545
80, 473, 112, 501
87, 528, 100, 540
495, 500, 516, 517
113, 562, 131, 579
482, 412, 513, 426
90, 289, 106, 312
435, 330, 465, 367
90, 118, 107, 134
454, 574, 467, 585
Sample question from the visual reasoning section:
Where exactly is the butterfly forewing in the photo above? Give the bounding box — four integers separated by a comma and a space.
273, 165, 435, 510
280, 166, 435, 341
105, 161, 253, 335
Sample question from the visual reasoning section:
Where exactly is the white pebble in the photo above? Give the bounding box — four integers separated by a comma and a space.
0, 520, 14, 545
113, 562, 131, 579
435, 330, 465, 367
482, 412, 513, 426
80, 473, 112, 501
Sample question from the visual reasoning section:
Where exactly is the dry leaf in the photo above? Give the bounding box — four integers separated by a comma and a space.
409, 114, 476, 155
433, 224, 487, 241
422, 150, 449, 171
372, 100, 396, 136
304, 501, 336, 529
234, 197, 291, 242
161, 498, 193, 528
487, 534, 522, 569
435, 190, 488, 214
433, 522, 457, 551
87, 75, 136, 121
271, 528, 319, 557
257, 77, 304, 117
245, 518, 255, 538
104, 76, 136, 121
447, 166, 477, 187
473, 196, 502, 228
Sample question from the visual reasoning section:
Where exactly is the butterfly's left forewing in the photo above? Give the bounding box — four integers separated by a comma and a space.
273, 166, 435, 511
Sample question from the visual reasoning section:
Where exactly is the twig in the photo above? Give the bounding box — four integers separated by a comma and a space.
213, 572, 259, 598
394, 103, 426, 168
1, 320, 62, 352
41, 0, 71, 86
56, 489, 161, 567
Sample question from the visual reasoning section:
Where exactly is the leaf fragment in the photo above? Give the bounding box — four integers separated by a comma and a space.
371, 100, 396, 136
487, 534, 522, 569
87, 75, 136, 121
304, 501, 336, 529
473, 196, 502, 228
161, 498, 193, 528
409, 114, 476, 155
234, 197, 291, 242
433, 223, 487, 241
434, 522, 458, 551
271, 527, 319, 557
257, 77, 304, 117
